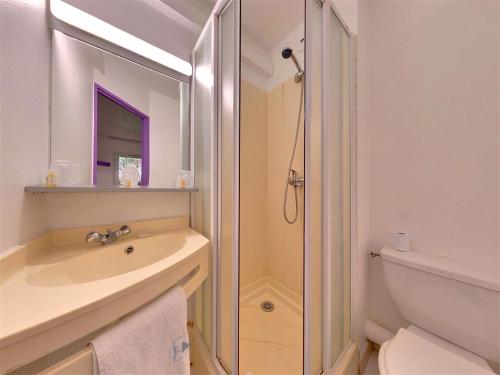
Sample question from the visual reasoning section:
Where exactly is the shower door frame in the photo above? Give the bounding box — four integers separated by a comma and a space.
190, 6, 217, 366
304, 0, 356, 373
214, 0, 240, 372
321, 1, 356, 372
190, 0, 240, 372
193, 0, 241, 372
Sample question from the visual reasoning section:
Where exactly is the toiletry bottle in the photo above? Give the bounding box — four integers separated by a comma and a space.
46, 170, 57, 188
176, 170, 190, 189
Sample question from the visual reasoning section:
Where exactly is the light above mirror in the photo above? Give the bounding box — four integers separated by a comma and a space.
50, 0, 192, 76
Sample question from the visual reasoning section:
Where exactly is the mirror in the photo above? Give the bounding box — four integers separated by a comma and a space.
50, 30, 191, 188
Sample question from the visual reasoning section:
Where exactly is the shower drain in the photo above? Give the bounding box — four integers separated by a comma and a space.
260, 301, 275, 312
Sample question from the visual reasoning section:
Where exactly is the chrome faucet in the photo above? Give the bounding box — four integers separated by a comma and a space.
86, 225, 131, 245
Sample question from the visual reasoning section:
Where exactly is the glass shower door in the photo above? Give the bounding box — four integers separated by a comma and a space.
193, 0, 351, 372
322, 0, 352, 369
217, 0, 238, 372
305, 0, 352, 372
192, 18, 215, 353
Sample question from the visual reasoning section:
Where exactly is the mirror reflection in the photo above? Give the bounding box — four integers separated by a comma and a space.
51, 31, 190, 188
95, 84, 149, 186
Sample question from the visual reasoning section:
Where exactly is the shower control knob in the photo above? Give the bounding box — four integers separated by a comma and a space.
288, 169, 304, 187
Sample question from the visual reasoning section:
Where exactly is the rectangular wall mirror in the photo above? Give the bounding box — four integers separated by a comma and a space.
50, 30, 191, 188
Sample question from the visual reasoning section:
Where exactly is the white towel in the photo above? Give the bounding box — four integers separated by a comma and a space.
91, 286, 190, 375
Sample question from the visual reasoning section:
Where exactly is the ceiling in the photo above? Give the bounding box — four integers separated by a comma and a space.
241, 0, 304, 51
159, 0, 215, 29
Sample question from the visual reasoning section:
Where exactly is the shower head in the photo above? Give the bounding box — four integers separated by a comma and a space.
281, 48, 293, 59
281, 47, 304, 82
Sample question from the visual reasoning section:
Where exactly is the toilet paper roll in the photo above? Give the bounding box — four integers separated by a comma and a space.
392, 232, 410, 252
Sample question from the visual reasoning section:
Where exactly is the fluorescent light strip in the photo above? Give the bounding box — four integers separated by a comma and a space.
50, 0, 192, 76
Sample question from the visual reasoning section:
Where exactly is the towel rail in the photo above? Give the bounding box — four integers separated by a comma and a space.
36, 266, 205, 375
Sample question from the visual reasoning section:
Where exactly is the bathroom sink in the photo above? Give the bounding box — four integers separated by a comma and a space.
26, 233, 188, 285
0, 217, 209, 373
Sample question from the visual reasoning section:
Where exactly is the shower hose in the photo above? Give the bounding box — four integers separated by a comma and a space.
283, 79, 304, 224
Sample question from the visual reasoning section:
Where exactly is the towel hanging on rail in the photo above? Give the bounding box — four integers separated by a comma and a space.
90, 286, 190, 375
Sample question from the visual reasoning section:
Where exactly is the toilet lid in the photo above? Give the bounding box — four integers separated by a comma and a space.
379, 328, 494, 375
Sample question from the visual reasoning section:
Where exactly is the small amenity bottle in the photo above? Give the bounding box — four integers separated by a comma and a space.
46, 170, 57, 188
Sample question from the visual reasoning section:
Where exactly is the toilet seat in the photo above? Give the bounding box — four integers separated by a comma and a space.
379, 328, 494, 375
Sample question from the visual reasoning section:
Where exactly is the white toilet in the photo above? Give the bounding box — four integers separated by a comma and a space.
379, 246, 499, 374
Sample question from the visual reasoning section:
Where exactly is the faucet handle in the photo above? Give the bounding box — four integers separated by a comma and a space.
119, 225, 131, 235
86, 231, 101, 243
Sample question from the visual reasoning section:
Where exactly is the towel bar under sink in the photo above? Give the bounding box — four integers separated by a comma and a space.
36, 268, 203, 375
27, 265, 206, 375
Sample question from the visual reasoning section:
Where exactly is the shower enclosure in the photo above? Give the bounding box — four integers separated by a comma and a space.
191, 0, 353, 373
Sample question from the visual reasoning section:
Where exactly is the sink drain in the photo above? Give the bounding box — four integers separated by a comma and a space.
260, 301, 275, 312
124, 246, 134, 255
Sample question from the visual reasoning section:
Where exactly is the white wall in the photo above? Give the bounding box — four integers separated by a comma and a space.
149, 91, 180, 187
360, 0, 499, 333
45, 192, 189, 230
0, 1, 190, 254
0, 0, 50, 253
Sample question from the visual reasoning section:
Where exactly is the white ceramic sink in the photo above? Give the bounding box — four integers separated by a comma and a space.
25, 232, 188, 285
0, 217, 209, 373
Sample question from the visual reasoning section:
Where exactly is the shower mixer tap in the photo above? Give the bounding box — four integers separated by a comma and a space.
288, 169, 304, 187
282, 46, 304, 224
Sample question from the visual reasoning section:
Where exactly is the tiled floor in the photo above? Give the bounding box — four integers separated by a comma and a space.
239, 281, 303, 375
363, 352, 380, 375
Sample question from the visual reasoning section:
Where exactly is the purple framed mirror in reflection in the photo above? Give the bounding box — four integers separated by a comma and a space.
93, 83, 150, 187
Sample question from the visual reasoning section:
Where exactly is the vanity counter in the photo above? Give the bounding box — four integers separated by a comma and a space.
0, 216, 209, 373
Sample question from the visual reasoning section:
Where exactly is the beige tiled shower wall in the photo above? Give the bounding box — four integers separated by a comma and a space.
240, 80, 269, 287
240, 78, 304, 295
267, 78, 304, 295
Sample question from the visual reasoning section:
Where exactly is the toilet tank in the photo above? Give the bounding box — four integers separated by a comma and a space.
380, 247, 500, 363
